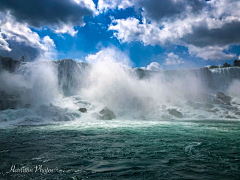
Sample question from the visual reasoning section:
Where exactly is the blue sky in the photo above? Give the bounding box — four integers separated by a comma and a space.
0, 0, 240, 70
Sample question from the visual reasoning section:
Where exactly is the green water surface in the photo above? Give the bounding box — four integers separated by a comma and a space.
0, 120, 240, 180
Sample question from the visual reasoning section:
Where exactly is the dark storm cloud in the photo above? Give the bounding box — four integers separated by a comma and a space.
137, 0, 207, 21
0, 0, 94, 27
182, 21, 240, 47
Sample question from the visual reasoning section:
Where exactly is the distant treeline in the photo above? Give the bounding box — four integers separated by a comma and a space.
209, 59, 240, 69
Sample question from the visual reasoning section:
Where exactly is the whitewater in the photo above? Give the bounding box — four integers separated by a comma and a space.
1, 57, 240, 179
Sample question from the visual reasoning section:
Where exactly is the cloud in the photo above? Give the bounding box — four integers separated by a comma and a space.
188, 45, 237, 61
0, 0, 97, 61
42, 36, 55, 48
98, 0, 134, 12
85, 47, 132, 67
164, 53, 184, 65
109, 17, 142, 43
108, 0, 240, 61
0, 13, 56, 61
0, 0, 97, 28
98, 0, 206, 19
141, 62, 162, 71
53, 22, 78, 37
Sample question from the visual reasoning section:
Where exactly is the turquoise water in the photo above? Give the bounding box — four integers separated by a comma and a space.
1, 119, 240, 179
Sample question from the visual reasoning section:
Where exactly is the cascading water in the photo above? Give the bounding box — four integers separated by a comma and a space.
138, 67, 240, 91
57, 59, 90, 96
1, 58, 240, 180
1, 58, 240, 121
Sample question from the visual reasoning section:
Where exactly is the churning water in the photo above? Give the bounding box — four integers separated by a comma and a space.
1, 120, 240, 179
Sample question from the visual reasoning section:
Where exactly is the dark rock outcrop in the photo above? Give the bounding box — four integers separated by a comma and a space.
0, 91, 21, 110
79, 108, 87, 113
99, 107, 116, 120
0, 56, 21, 72
168, 109, 183, 118
216, 92, 232, 103
235, 112, 240, 115
225, 115, 238, 119
212, 98, 224, 105
91, 108, 116, 120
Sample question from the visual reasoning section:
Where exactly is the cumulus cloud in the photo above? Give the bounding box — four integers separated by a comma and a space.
53, 22, 78, 37
85, 47, 132, 67
0, 13, 56, 61
188, 45, 236, 61
98, 0, 134, 12
107, 0, 240, 61
164, 53, 184, 65
0, 0, 98, 61
141, 62, 163, 71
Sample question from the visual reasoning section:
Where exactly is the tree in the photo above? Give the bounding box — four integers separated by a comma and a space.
222, 62, 231, 68
233, 59, 240, 67
209, 65, 219, 69
20, 56, 25, 62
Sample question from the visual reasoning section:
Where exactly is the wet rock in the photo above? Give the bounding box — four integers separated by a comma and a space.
99, 107, 116, 120
235, 112, 240, 115
216, 92, 232, 103
232, 102, 236, 105
225, 115, 238, 119
79, 108, 87, 113
225, 102, 231, 106
220, 104, 238, 111
168, 109, 183, 118
212, 98, 224, 105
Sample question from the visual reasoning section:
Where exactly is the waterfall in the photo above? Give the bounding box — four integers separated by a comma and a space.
135, 67, 240, 92
15, 59, 90, 97
57, 59, 90, 96
1, 58, 240, 111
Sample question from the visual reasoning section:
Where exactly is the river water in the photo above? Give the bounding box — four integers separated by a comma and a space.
1, 119, 240, 180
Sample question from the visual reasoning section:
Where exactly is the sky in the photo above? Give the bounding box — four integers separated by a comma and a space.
0, 0, 240, 70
